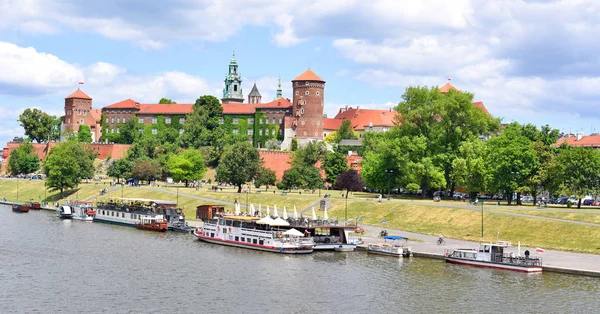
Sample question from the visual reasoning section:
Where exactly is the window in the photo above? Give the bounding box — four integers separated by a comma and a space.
278, 118, 282, 124
105, 118, 109, 123
80, 119, 84, 124
116, 128, 120, 134
234, 85, 238, 92
165, 117, 171, 124
295, 91, 299, 95
241, 237, 245, 242
152, 128, 157, 135
122, 213, 125, 218
253, 239, 257, 244
317, 121, 320, 126
179, 129, 184, 135
179, 118, 185, 124
116, 118, 120, 123
279, 129, 283, 135
219, 117, 224, 124
111, 118, 115, 123
248, 118, 254, 124
259, 129, 263, 136
235, 236, 239, 241
78, 110, 81, 116
111, 129, 114, 134
305, 91, 309, 95
233, 118, 239, 124
301, 120, 305, 125
233, 128, 238, 135
259, 240, 264, 245
83, 111, 87, 116
259, 118, 263, 124
271, 118, 276, 124
300, 108, 304, 114
152, 117, 157, 124
316, 91, 320, 96
139, 118, 144, 124
248, 129, 253, 136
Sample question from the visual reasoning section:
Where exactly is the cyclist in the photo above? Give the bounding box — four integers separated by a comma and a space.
437, 234, 445, 245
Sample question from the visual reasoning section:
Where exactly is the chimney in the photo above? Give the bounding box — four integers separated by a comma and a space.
348, 151, 352, 156
576, 133, 583, 141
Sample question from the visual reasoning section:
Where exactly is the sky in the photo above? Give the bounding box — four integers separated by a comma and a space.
1, 0, 600, 146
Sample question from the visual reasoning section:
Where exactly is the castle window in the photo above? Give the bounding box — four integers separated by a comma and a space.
117, 118, 120, 123
179, 118, 185, 124
248, 118, 254, 124
248, 129, 253, 136
152, 128, 157, 135
80, 119, 84, 124
279, 118, 282, 124
179, 129, 184, 135
219, 117, 224, 124
139, 118, 144, 124
271, 118, 276, 124
300, 108, 304, 114
105, 118, 109, 123
279, 129, 283, 135
68, 118, 70, 124
233, 128, 238, 135
234, 85, 238, 92
111, 118, 114, 123
233, 118, 239, 124
316, 91, 320, 96
259, 129, 263, 136
305, 91, 309, 95
116, 128, 120, 134
152, 117, 157, 124
295, 91, 299, 95
111, 129, 114, 134
84, 111, 87, 116
165, 117, 171, 124
301, 120, 305, 125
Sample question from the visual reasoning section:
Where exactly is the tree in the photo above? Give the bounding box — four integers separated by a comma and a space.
119, 118, 143, 144
18, 108, 57, 143
216, 141, 261, 193
549, 145, 600, 208
291, 138, 298, 151
322, 152, 349, 184
451, 139, 487, 200
7, 143, 40, 175
159, 98, 177, 104
293, 141, 327, 166
335, 169, 365, 221
130, 159, 161, 183
181, 95, 223, 149
77, 125, 92, 143
107, 159, 133, 181
280, 165, 322, 190
167, 149, 206, 186
335, 120, 358, 143
281, 167, 302, 190
265, 139, 281, 150
254, 167, 276, 188
49, 115, 61, 141
42, 139, 96, 197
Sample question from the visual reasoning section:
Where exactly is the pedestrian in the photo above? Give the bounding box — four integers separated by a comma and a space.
524, 250, 530, 258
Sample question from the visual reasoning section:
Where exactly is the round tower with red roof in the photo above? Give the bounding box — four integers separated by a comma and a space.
291, 69, 325, 145
62, 89, 101, 142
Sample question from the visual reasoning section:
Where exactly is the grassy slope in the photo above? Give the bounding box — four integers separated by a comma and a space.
492, 208, 600, 224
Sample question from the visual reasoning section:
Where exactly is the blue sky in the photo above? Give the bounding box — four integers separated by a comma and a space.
1, 0, 600, 146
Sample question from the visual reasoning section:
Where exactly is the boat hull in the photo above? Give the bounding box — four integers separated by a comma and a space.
57, 214, 73, 219
93, 216, 136, 227
195, 234, 313, 254
72, 216, 94, 222
313, 244, 356, 251
12, 206, 29, 213
445, 257, 542, 273
367, 250, 410, 257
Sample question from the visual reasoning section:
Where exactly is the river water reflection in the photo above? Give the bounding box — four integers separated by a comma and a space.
1, 205, 598, 313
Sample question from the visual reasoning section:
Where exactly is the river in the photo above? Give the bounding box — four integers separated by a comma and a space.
1, 205, 598, 313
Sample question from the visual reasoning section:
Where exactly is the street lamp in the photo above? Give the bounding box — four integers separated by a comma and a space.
246, 185, 249, 213
16, 179, 19, 201
176, 187, 179, 206
481, 200, 484, 238
385, 169, 394, 200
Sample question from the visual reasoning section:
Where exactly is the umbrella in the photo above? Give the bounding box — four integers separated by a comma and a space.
283, 206, 288, 220
273, 205, 279, 217
256, 216, 275, 225
323, 207, 329, 220
258, 204, 262, 216
311, 207, 317, 220
271, 217, 290, 226
234, 203, 240, 215
250, 204, 255, 215
266, 205, 270, 216
283, 228, 303, 237
293, 206, 298, 219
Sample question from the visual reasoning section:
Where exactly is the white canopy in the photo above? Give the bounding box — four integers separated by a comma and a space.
311, 207, 317, 220
266, 205, 270, 216
323, 207, 329, 220
258, 204, 262, 216
273, 205, 279, 217
271, 217, 290, 226
234, 203, 240, 215
293, 206, 298, 219
283, 228, 304, 237
256, 216, 275, 225
283, 206, 288, 220
250, 204, 255, 215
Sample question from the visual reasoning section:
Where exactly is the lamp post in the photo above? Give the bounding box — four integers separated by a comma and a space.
481, 200, 484, 238
385, 169, 394, 200
176, 187, 179, 207
246, 185, 249, 213
16, 179, 19, 201
345, 190, 348, 224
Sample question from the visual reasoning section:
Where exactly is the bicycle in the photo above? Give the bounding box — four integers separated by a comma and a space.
437, 238, 446, 246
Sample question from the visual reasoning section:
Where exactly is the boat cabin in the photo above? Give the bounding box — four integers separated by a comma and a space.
196, 205, 225, 221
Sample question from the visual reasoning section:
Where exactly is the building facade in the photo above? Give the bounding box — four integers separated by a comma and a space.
61, 89, 102, 142
291, 69, 325, 146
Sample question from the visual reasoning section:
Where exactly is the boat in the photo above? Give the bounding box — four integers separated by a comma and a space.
367, 236, 412, 257
12, 204, 29, 213
94, 198, 175, 228
279, 219, 359, 251
135, 215, 168, 232
66, 201, 95, 221
193, 215, 315, 254
334, 244, 354, 252
56, 205, 73, 219
164, 208, 194, 233
444, 241, 542, 273
22, 201, 42, 210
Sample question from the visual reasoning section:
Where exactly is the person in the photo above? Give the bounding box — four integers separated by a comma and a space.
304, 230, 310, 237
510, 251, 515, 262
234, 199, 238, 205
524, 250, 530, 258
378, 194, 382, 203
438, 234, 444, 245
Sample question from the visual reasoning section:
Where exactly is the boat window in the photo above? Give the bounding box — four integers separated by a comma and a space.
259, 240, 264, 245
235, 236, 239, 242
253, 239, 258, 244
241, 237, 245, 242
247, 238, 251, 243
211, 233, 214, 238
484, 245, 490, 253
102, 210, 105, 215
122, 213, 125, 218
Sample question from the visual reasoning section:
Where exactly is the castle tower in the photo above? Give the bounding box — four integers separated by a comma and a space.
248, 82, 262, 104
62, 89, 93, 140
222, 51, 244, 103
291, 69, 325, 144
275, 75, 283, 100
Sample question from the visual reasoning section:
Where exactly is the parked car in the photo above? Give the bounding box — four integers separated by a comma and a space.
521, 196, 534, 203
453, 192, 464, 200
556, 197, 568, 204
582, 199, 594, 206
547, 198, 557, 204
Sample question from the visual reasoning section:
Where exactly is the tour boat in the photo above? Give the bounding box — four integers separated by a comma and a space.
94, 198, 172, 228
279, 221, 359, 251
367, 236, 412, 257
56, 205, 73, 219
194, 215, 315, 254
22, 202, 41, 210
135, 215, 168, 232
12, 204, 29, 213
164, 208, 194, 233
445, 241, 542, 273
66, 201, 96, 221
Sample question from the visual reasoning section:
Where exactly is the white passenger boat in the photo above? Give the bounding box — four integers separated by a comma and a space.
66, 201, 95, 222
367, 236, 412, 257
56, 205, 73, 219
194, 215, 315, 254
94, 198, 173, 228
445, 241, 542, 273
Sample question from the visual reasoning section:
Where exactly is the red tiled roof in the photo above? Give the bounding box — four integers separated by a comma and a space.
138, 103, 193, 115
556, 134, 600, 147
104, 99, 139, 109
222, 98, 293, 114
323, 118, 342, 130
332, 107, 398, 131
256, 98, 293, 109
66, 89, 92, 100
439, 83, 458, 93
90, 109, 102, 123
473, 101, 490, 115
292, 69, 325, 82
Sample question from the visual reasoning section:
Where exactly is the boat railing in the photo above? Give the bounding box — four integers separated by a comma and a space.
497, 253, 542, 266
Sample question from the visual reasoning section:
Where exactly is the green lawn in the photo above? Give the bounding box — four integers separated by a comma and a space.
492, 208, 600, 224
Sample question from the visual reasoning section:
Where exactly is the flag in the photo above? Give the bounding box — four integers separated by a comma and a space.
448, 77, 452, 81
78, 81, 84, 85
536, 247, 544, 253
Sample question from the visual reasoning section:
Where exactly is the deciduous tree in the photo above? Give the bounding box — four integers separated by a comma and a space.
254, 167, 277, 188
322, 152, 348, 184
7, 143, 40, 175
549, 145, 600, 208
451, 139, 487, 199
130, 159, 161, 183
107, 159, 133, 181
42, 139, 96, 197
216, 141, 261, 193
158, 98, 177, 104
18, 108, 57, 143
167, 149, 206, 186
77, 125, 92, 143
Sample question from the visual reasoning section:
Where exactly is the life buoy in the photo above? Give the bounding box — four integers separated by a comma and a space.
217, 226, 220, 231
445, 251, 448, 257
277, 232, 283, 238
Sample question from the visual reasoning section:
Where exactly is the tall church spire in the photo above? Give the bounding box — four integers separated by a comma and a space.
275, 74, 283, 100
222, 51, 244, 103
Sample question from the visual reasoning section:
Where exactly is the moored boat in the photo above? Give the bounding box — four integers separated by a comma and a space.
12, 204, 29, 213
444, 241, 542, 273
164, 209, 194, 233
367, 236, 412, 257
193, 215, 315, 254
67, 201, 95, 221
94, 198, 174, 228
56, 205, 73, 219
135, 215, 168, 232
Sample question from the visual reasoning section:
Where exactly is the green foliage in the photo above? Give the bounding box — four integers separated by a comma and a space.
130, 159, 161, 182
167, 149, 206, 185
216, 141, 261, 192
406, 183, 420, 194
107, 159, 133, 180
322, 152, 349, 183
291, 138, 298, 151
77, 125, 92, 143
336, 120, 358, 142
549, 145, 600, 208
293, 141, 327, 166
254, 167, 277, 188
42, 139, 96, 197
181, 95, 223, 149
7, 143, 40, 175
281, 165, 323, 190
451, 139, 487, 196
265, 138, 281, 150
18, 108, 59, 143
159, 98, 177, 104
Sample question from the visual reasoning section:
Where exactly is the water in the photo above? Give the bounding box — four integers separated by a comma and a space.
1, 205, 599, 314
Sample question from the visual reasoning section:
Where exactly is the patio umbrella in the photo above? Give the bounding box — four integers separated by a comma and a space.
311, 207, 317, 220
273, 205, 279, 217
271, 217, 290, 226
283, 206, 288, 220
250, 204, 255, 215
283, 228, 303, 237
266, 205, 270, 216
293, 206, 298, 219
323, 207, 329, 220
256, 216, 275, 225
235, 203, 240, 215
258, 204, 262, 216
